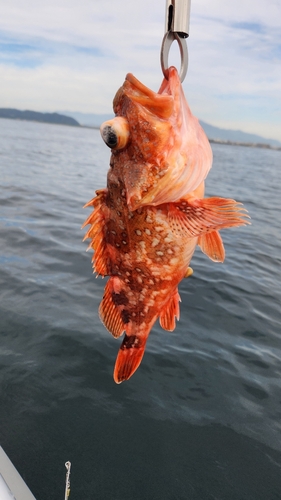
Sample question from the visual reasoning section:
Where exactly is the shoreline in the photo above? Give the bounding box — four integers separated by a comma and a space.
209, 138, 281, 152
0, 116, 280, 151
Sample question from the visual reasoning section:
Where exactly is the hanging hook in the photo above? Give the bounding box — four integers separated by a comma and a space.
160, 0, 191, 83
160, 31, 188, 83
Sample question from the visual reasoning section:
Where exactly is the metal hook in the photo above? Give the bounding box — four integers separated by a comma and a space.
160, 0, 191, 82
160, 31, 188, 83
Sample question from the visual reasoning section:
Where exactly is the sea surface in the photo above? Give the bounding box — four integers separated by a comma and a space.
0, 117, 281, 500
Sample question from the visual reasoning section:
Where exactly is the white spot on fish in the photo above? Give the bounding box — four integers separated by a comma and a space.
135, 229, 142, 236
156, 251, 164, 256
139, 287, 147, 301
151, 269, 161, 276
152, 238, 160, 247
145, 229, 151, 235
146, 299, 154, 307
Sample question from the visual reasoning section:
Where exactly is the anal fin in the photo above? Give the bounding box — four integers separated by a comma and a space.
198, 230, 225, 262
159, 288, 181, 332
99, 279, 125, 338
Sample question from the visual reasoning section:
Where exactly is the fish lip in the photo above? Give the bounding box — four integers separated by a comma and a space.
125, 73, 156, 99
125, 66, 181, 98
124, 73, 174, 119
157, 66, 180, 94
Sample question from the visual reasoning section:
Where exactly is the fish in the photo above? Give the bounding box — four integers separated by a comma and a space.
83, 66, 249, 384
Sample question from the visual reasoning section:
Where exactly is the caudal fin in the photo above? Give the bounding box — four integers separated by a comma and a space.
113, 335, 147, 384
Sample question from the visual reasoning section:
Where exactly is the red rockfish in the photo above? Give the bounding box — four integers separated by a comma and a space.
83, 67, 249, 383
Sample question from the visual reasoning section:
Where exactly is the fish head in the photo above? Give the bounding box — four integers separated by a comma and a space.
100, 66, 212, 211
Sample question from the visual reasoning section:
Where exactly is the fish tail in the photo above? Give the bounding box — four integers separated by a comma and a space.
113, 334, 147, 384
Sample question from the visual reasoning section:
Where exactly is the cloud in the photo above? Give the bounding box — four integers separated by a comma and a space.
0, 0, 280, 140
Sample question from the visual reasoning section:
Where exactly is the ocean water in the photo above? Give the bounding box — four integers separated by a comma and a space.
0, 117, 281, 500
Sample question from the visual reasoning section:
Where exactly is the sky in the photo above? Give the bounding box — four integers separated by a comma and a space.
0, 0, 280, 141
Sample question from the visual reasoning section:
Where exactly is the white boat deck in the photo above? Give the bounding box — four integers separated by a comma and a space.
0, 446, 36, 500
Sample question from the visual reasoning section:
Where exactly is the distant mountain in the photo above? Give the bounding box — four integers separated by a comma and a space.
1, 108, 280, 148
60, 110, 281, 147
58, 111, 113, 128
0, 108, 80, 127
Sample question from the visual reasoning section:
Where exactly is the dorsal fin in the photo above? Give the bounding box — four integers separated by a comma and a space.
159, 288, 181, 332
82, 188, 110, 276
198, 230, 225, 262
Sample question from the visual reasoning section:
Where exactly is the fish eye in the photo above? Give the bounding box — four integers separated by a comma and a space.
100, 117, 130, 150
101, 125, 118, 148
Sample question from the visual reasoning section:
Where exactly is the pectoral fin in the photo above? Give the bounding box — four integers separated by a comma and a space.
169, 196, 249, 238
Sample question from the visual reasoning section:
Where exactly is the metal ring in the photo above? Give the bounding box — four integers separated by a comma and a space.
160, 31, 188, 83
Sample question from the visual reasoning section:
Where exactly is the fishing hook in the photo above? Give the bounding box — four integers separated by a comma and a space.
160, 0, 191, 83
64, 461, 71, 500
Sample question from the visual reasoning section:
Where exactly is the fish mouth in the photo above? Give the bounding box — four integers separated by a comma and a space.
124, 73, 174, 119
120, 67, 212, 210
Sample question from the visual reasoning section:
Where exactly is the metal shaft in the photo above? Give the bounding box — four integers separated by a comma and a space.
165, 0, 191, 38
